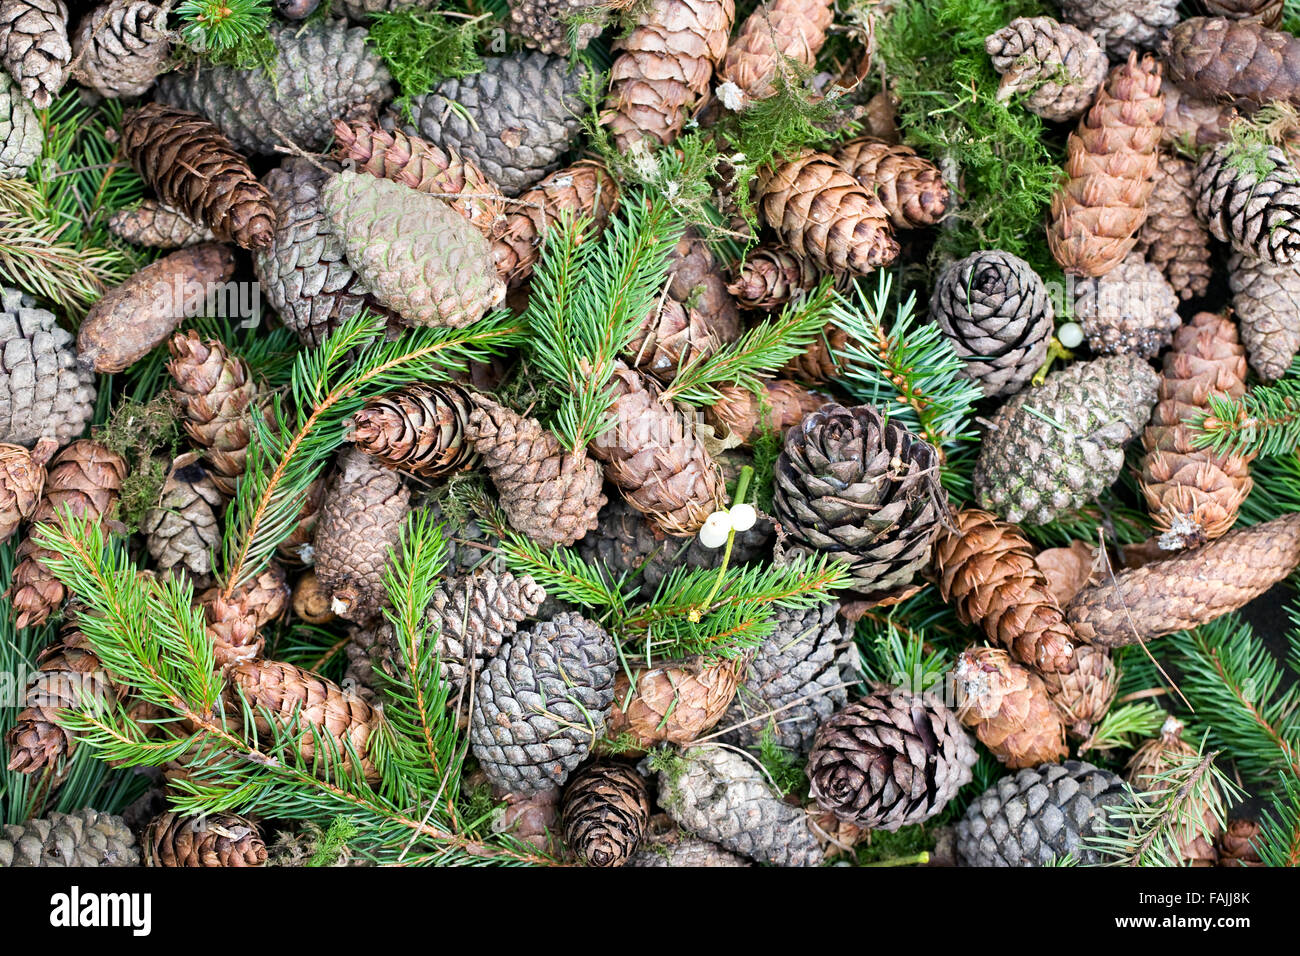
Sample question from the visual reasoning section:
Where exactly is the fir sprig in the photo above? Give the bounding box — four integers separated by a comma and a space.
1192, 363, 1300, 458
1078, 702, 1170, 755
176, 0, 276, 64
1254, 765, 1300, 867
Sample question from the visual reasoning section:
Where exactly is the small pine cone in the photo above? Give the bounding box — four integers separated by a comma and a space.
627, 814, 751, 866
1126, 716, 1220, 865
807, 689, 977, 830
653, 744, 821, 866
0, 808, 138, 867
1073, 251, 1180, 358
589, 361, 725, 537
780, 326, 851, 385
230, 658, 379, 782
69, 0, 169, 99
1218, 819, 1265, 867
143, 453, 223, 586
933, 509, 1076, 673
930, 250, 1054, 398
1138, 153, 1213, 300
1141, 312, 1253, 548
276, 477, 325, 568
313, 447, 411, 624
508, 0, 607, 55
1229, 251, 1300, 381
349, 384, 477, 478
1194, 141, 1300, 264
0, 441, 44, 544
625, 296, 720, 381
603, 0, 735, 150
10, 440, 126, 629
108, 200, 217, 249
561, 763, 651, 867
1048, 52, 1164, 278
292, 569, 336, 626
492, 160, 619, 287
470, 612, 618, 793
728, 245, 820, 311
122, 103, 276, 251
168, 332, 257, 498
705, 380, 827, 444
665, 228, 742, 345
1040, 644, 1117, 738
1203, 0, 1283, 27
985, 17, 1106, 123
606, 656, 744, 749
833, 138, 951, 229
757, 150, 899, 277
464, 393, 605, 547
806, 806, 866, 860
200, 562, 290, 667
0, 70, 40, 177
1067, 513, 1300, 646
0, 286, 96, 448
716, 0, 833, 105
0, 0, 69, 109
954, 646, 1068, 769
143, 811, 266, 867
494, 786, 563, 854
1165, 17, 1300, 109
1160, 78, 1236, 149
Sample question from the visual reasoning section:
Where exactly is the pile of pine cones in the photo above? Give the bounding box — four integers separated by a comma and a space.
0, 0, 1293, 869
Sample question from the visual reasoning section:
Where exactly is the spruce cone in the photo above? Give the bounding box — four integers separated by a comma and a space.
1040, 644, 1117, 738
561, 763, 651, 867
1218, 819, 1265, 867
954, 646, 1069, 769
589, 361, 725, 537
0, 808, 137, 866
933, 509, 1076, 673
705, 380, 827, 444
1194, 141, 1300, 264
277, 477, 325, 567
607, 655, 744, 749
1165, 17, 1300, 109
0, 0, 69, 108
143, 453, 223, 586
1138, 153, 1213, 300
0, 286, 96, 448
1141, 312, 1253, 548
973, 354, 1159, 525
1160, 78, 1236, 149
780, 326, 850, 384
0, 441, 44, 544
1229, 252, 1300, 381
321, 170, 505, 329
69, 0, 169, 98
833, 138, 951, 229
1067, 513, 1300, 646
1057, 0, 1178, 58
508, 0, 606, 55
1203, 0, 1282, 27
1048, 52, 1164, 278
757, 149, 899, 276
155, 20, 392, 155
626, 297, 720, 381
108, 200, 217, 249
168, 331, 257, 498
313, 446, 410, 624
200, 562, 290, 667
464, 393, 605, 547
807, 690, 976, 830
292, 569, 335, 626
10, 440, 126, 629
391, 52, 587, 196
1126, 716, 1220, 866
985, 17, 1106, 122
603, 0, 735, 150
1072, 251, 1180, 358
122, 103, 275, 250
144, 812, 266, 867
774, 402, 945, 599
349, 384, 477, 478
930, 250, 1054, 398
0, 70, 40, 176
653, 744, 821, 866
955, 760, 1129, 866
716, 0, 833, 106
728, 245, 820, 311
470, 611, 617, 793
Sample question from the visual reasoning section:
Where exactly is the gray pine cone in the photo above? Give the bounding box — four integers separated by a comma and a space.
108, 199, 218, 249
0, 70, 39, 176
0, 0, 71, 109
1072, 251, 1181, 358
1229, 251, 1300, 381
143, 453, 223, 586
627, 815, 751, 867
1057, 0, 1179, 58
0, 808, 138, 866
985, 17, 1107, 122
69, 0, 170, 98
0, 285, 96, 447
508, 0, 607, 55
1194, 141, 1300, 264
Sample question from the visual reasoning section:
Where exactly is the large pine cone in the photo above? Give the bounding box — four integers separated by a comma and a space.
560, 763, 651, 867
0, 442, 44, 544
0, 0, 70, 108
1072, 251, 1180, 358
0, 808, 138, 867
349, 383, 477, 478
1057, 0, 1178, 57
0, 70, 41, 176
0, 285, 95, 448
1229, 251, 1300, 380
69, 0, 169, 98
717, 0, 833, 105
985, 17, 1106, 122
1195, 141, 1300, 264
955, 646, 1068, 769
168, 331, 257, 497
143, 812, 266, 867
1164, 17, 1300, 109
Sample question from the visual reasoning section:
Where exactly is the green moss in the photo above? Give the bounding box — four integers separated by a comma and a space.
368, 9, 493, 112
758, 726, 807, 798
852, 824, 935, 865
95, 395, 179, 533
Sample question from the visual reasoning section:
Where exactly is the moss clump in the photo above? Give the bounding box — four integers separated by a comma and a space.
852, 824, 936, 865
368, 9, 493, 114
95, 394, 180, 533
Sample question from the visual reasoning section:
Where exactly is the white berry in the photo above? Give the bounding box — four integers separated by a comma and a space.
698, 520, 730, 549
1057, 322, 1084, 350
729, 503, 757, 532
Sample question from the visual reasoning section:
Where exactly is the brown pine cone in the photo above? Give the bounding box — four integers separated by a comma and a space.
122, 103, 275, 250
1218, 819, 1265, 867
954, 646, 1068, 769
833, 138, 951, 229
276, 476, 325, 567
1160, 77, 1236, 150
69, 0, 170, 99
0, 442, 45, 545
933, 509, 1076, 673
664, 229, 742, 345
780, 325, 851, 385
728, 245, 820, 311
1067, 513, 1300, 646
1048, 52, 1164, 278
348, 383, 477, 479
716, 0, 833, 105
108, 200, 217, 249
606, 656, 744, 750
1039, 644, 1117, 739
1138, 153, 1213, 300
1203, 0, 1282, 27
200, 562, 290, 667
143, 811, 266, 867
705, 380, 827, 444
168, 332, 257, 498
985, 16, 1107, 123
292, 569, 335, 626
625, 296, 720, 381
560, 763, 651, 867
1165, 17, 1300, 110
1126, 716, 1220, 866
143, 453, 223, 586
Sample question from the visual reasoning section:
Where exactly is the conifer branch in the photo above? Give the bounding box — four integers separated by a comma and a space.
1077, 702, 1170, 755
1192, 363, 1300, 458
1254, 765, 1300, 867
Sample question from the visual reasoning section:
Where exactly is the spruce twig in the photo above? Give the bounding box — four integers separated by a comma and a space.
1192, 362, 1300, 458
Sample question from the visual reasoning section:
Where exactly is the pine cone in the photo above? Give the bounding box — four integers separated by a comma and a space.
833, 138, 951, 229
143, 453, 223, 586
653, 744, 821, 866
930, 250, 1054, 398
69, 0, 169, 98
728, 245, 820, 311
470, 611, 617, 793
168, 331, 257, 498
1195, 141, 1300, 263
0, 808, 137, 866
716, 0, 833, 106
122, 103, 275, 250
200, 562, 290, 667
561, 763, 651, 867
0, 441, 44, 544
603, 0, 734, 150
10, 440, 126, 629
955, 760, 1129, 866
779, 326, 850, 385
955, 646, 1068, 768
313, 446, 410, 624
493, 786, 563, 854
349, 384, 477, 478
1126, 716, 1220, 866
155, 19, 392, 155
0, 286, 95, 448
1058, 0, 1178, 57
589, 361, 725, 537
757, 149, 899, 276
705, 380, 828, 444
0, 0, 69, 109
508, 0, 606, 55
143, 811, 266, 867
1073, 251, 1180, 358
627, 814, 751, 866
292, 569, 336, 626
1141, 312, 1253, 548
1165, 17, 1300, 109
1203, 0, 1282, 27
774, 402, 945, 598
1138, 153, 1213, 300
1160, 77, 1236, 149
626, 297, 720, 381
985, 17, 1106, 122
464, 393, 605, 547
277, 477, 325, 568
1229, 252, 1300, 380
108, 200, 217, 249
0, 70, 40, 177
391, 52, 587, 196
1048, 52, 1164, 277
1067, 513, 1300, 646
973, 354, 1160, 525
1218, 819, 1265, 866
607, 656, 744, 749
1040, 644, 1117, 738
